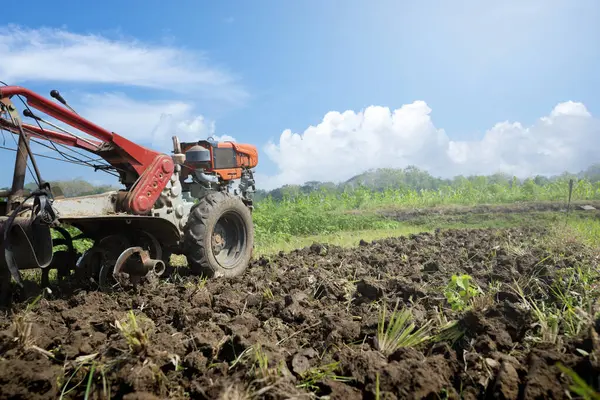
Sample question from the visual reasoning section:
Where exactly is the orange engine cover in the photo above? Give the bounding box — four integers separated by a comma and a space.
181, 140, 258, 181
215, 142, 258, 169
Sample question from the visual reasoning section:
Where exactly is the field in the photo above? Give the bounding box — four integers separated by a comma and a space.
1, 179, 600, 399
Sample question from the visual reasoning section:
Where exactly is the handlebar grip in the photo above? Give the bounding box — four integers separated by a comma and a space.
50, 90, 67, 105
23, 108, 41, 120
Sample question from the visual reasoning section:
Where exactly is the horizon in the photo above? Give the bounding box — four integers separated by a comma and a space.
1, 0, 599, 191
8, 162, 599, 195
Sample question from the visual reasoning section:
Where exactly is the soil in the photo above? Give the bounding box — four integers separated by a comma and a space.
1, 226, 599, 399
378, 200, 600, 222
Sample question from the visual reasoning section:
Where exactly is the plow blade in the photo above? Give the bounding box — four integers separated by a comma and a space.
0, 217, 54, 272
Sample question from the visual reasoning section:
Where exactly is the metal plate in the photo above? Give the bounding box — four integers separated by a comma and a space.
52, 191, 119, 217
59, 215, 181, 247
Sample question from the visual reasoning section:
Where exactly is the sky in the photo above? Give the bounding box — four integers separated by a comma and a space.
0, 0, 599, 190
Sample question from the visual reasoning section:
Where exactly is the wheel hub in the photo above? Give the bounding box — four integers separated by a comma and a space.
212, 225, 227, 255
210, 213, 247, 269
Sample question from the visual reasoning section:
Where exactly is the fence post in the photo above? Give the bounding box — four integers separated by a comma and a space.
566, 178, 574, 219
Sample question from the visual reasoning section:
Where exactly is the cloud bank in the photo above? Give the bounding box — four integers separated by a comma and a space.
0, 25, 247, 103
76, 93, 223, 152
0, 26, 239, 155
259, 100, 600, 190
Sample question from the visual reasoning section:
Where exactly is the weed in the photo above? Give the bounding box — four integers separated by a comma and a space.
262, 287, 274, 300
11, 292, 44, 349
253, 345, 272, 379
443, 274, 483, 312
230, 344, 283, 382
198, 276, 208, 290
296, 361, 352, 392
114, 310, 154, 355
59, 353, 110, 400
376, 300, 432, 355
557, 363, 600, 400
512, 281, 561, 344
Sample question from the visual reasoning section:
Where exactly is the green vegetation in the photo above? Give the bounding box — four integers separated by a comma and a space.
557, 364, 600, 400
512, 260, 599, 346
253, 226, 425, 256
443, 274, 484, 312
12, 167, 600, 258
254, 163, 600, 201
376, 300, 432, 355
252, 175, 600, 249
40, 171, 600, 259
566, 217, 600, 248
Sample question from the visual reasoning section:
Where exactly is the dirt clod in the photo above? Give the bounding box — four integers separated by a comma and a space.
1, 226, 599, 399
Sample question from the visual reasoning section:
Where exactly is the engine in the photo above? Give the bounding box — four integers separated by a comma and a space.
178, 138, 258, 182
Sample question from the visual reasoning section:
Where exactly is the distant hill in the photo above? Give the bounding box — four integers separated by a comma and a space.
344, 166, 450, 191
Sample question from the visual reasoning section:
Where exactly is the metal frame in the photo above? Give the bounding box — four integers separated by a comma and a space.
0, 85, 164, 175
0, 86, 177, 215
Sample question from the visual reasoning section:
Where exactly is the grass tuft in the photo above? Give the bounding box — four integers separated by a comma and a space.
114, 310, 154, 355
376, 300, 432, 355
296, 362, 352, 392
11, 293, 44, 350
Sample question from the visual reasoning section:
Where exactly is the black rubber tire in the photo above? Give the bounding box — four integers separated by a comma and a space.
183, 191, 254, 278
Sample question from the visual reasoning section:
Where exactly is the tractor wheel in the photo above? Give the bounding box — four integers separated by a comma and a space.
183, 192, 254, 278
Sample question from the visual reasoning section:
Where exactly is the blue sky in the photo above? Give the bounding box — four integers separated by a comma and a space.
1, 0, 599, 189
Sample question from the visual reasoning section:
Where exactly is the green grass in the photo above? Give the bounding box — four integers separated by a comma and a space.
253, 226, 425, 256
254, 209, 599, 256
566, 217, 600, 248
252, 178, 600, 246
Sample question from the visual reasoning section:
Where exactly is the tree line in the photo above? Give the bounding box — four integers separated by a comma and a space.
254, 164, 600, 202
2, 163, 599, 201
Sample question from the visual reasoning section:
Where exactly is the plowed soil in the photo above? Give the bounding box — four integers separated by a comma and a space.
1, 226, 599, 399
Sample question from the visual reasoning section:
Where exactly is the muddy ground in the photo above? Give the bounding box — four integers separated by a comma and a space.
1, 225, 599, 399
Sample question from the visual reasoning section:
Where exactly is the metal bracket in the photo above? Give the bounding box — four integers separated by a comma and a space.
0, 98, 21, 126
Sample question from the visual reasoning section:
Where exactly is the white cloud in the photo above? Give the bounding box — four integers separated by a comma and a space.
0, 25, 242, 162
75, 92, 226, 152
0, 25, 247, 104
5, 91, 235, 165
259, 101, 600, 190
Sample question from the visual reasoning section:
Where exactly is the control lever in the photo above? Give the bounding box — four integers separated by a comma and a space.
22, 107, 100, 149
